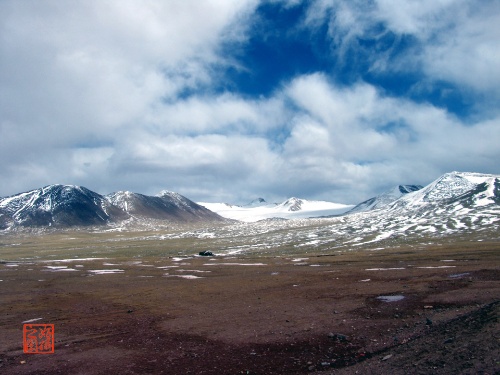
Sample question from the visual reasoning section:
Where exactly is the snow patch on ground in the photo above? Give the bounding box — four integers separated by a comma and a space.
366, 268, 406, 271
40, 258, 108, 263
165, 274, 204, 279
88, 269, 124, 274
22, 318, 44, 323
45, 266, 78, 271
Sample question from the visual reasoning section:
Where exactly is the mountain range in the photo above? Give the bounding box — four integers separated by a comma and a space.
0, 172, 498, 232
0, 185, 224, 230
329, 171, 500, 246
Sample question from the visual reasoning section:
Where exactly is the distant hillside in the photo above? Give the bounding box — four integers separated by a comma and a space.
0, 185, 224, 230
349, 185, 423, 213
106, 190, 223, 222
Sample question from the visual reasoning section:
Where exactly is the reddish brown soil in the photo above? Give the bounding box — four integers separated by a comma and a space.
0, 241, 499, 374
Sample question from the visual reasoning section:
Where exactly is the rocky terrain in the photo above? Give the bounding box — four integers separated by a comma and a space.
0, 232, 498, 374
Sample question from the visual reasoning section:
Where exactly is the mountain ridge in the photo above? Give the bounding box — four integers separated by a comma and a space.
106, 190, 221, 222
199, 172, 499, 223
0, 185, 224, 230
1, 171, 498, 230
348, 184, 423, 213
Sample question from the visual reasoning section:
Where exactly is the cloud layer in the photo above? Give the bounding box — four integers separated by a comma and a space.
1, 0, 499, 204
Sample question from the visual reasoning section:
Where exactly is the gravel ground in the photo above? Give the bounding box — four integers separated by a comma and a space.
0, 240, 499, 374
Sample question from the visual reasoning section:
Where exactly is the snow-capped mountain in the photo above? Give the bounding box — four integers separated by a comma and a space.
0, 185, 224, 230
187, 172, 500, 255
391, 172, 498, 209
198, 198, 354, 222
197, 172, 499, 248
341, 172, 500, 245
106, 190, 223, 222
243, 198, 268, 207
1, 172, 498, 237
279, 197, 304, 212
0, 185, 128, 228
349, 185, 423, 213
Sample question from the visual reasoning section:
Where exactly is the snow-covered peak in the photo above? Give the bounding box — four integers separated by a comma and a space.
199, 198, 353, 222
156, 190, 198, 210
243, 198, 268, 207
395, 172, 498, 208
349, 184, 423, 213
279, 197, 304, 212
157, 190, 181, 199
104, 190, 223, 222
0, 184, 126, 228
105, 191, 139, 212
106, 190, 134, 200
349, 172, 498, 215
1, 185, 91, 212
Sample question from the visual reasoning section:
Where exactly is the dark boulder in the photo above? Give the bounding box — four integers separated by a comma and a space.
198, 251, 214, 257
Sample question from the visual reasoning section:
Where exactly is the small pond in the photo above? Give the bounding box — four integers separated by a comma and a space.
376, 295, 405, 302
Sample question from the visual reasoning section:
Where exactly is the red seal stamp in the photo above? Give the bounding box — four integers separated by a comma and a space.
23, 324, 54, 354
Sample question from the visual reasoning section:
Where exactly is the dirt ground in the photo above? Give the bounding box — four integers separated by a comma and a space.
0, 237, 499, 374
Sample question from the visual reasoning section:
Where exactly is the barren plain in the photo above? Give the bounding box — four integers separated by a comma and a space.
0, 226, 499, 374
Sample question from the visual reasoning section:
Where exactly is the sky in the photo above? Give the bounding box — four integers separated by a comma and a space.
1, 0, 499, 205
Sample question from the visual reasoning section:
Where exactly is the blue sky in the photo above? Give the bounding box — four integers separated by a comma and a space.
1, 0, 499, 204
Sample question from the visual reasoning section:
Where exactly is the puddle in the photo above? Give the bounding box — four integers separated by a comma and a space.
366, 268, 405, 271
203, 263, 267, 266
166, 275, 204, 279
449, 272, 470, 278
377, 295, 405, 302
176, 270, 211, 273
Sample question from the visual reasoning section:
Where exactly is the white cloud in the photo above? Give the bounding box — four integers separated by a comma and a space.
148, 93, 288, 135
301, 0, 500, 99
375, 0, 500, 96
0, 1, 498, 205
374, 0, 461, 36
106, 132, 282, 202
421, 4, 500, 95
0, 0, 259, 137
276, 73, 500, 201
0, 0, 259, 195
